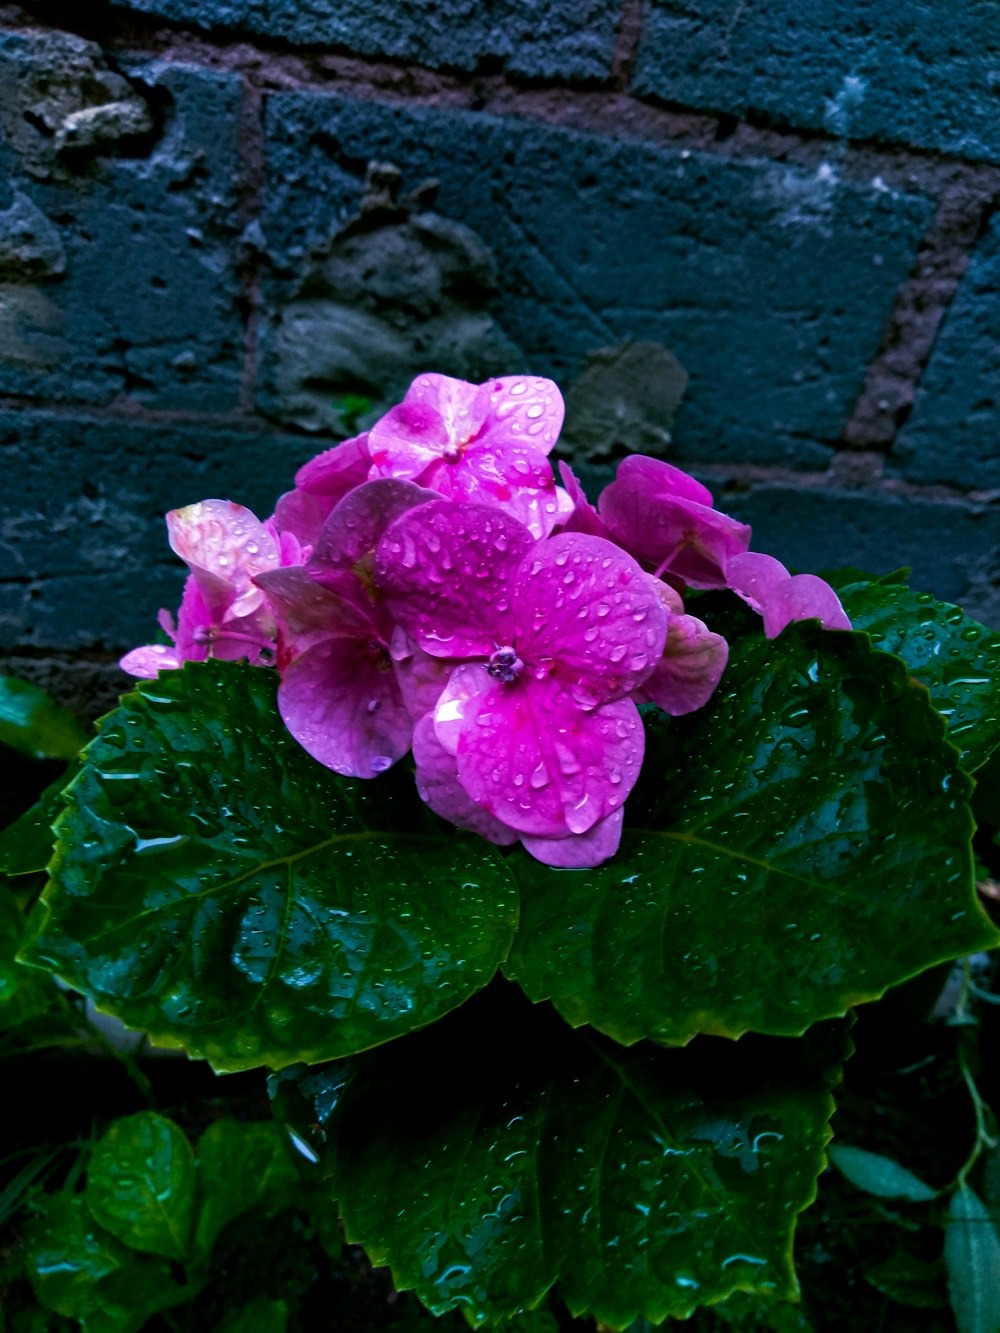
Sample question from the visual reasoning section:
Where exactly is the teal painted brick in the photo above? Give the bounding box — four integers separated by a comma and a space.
0, 52, 245, 410
106, 0, 617, 79
635, 1, 1000, 162
0, 411, 320, 651
892, 212, 1000, 490
260, 94, 932, 468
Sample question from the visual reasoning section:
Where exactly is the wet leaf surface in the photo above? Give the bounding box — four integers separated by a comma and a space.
20, 662, 517, 1071
0, 677, 89, 762
504, 606, 996, 1045
294, 985, 848, 1329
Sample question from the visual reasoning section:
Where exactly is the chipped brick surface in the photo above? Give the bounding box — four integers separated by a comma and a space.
635, 0, 1000, 162
0, 46, 245, 410
260, 94, 932, 468
105, 0, 618, 79
0, 411, 319, 652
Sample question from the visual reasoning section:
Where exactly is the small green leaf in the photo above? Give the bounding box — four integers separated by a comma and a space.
835, 579, 1000, 772
505, 610, 995, 1046
864, 1248, 949, 1309
827, 1144, 936, 1201
0, 677, 89, 761
83, 1260, 190, 1333
0, 765, 76, 877
21, 662, 517, 1071
946, 1186, 1000, 1333
85, 1112, 196, 1260
0, 882, 58, 1028
194, 1120, 299, 1256
213, 1297, 289, 1333
23, 1192, 129, 1318
316, 985, 846, 1329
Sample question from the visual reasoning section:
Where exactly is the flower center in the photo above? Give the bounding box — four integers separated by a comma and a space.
487, 645, 524, 684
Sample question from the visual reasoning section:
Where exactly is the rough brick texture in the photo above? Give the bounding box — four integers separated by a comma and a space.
635, 0, 1000, 161
105, 0, 619, 79
261, 95, 932, 469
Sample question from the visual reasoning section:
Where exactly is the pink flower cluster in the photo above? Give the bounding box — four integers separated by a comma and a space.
123, 372, 849, 868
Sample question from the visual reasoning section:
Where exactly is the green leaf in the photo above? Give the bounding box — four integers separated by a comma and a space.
194, 1120, 299, 1257
20, 662, 517, 1071
827, 1144, 937, 1201
82, 1261, 190, 1333
504, 611, 995, 1047
864, 1248, 949, 1309
85, 1112, 196, 1260
312, 985, 846, 1329
835, 578, 1000, 773
945, 1186, 1000, 1333
213, 1297, 289, 1333
0, 766, 76, 877
0, 882, 59, 1029
0, 677, 89, 761
23, 1193, 129, 1319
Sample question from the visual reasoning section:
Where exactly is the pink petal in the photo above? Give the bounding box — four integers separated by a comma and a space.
119, 643, 182, 677
521, 809, 624, 868
390, 630, 458, 721
436, 667, 645, 838
173, 576, 216, 659
278, 637, 412, 778
725, 552, 790, 615
272, 435, 372, 547
255, 566, 376, 663
412, 714, 519, 845
600, 483, 751, 589
167, 500, 280, 619
310, 478, 435, 574
512, 534, 669, 707
636, 613, 729, 715
727, 554, 851, 637
404, 441, 565, 540
613, 454, 715, 508
374, 500, 534, 658
369, 374, 491, 480
556, 462, 612, 539
482, 375, 564, 456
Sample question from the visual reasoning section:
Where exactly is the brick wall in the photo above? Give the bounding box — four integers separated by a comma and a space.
3, 0, 999, 717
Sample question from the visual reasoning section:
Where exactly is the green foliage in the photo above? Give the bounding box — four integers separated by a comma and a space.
0, 677, 89, 763
827, 1145, 937, 1202
21, 663, 518, 1071
504, 609, 997, 1045
945, 1186, 1000, 1333
85, 1113, 196, 1259
285, 986, 847, 1329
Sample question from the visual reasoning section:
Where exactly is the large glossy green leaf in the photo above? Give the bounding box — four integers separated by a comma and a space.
0, 881, 59, 1030
85, 1112, 197, 1260
0, 676, 89, 761
0, 765, 76, 877
193, 1120, 299, 1256
20, 662, 517, 1071
297, 985, 846, 1329
834, 577, 1000, 773
504, 610, 996, 1046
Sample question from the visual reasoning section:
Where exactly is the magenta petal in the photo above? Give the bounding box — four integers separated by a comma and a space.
761, 575, 852, 638
557, 462, 612, 539
392, 634, 458, 721
278, 638, 412, 778
369, 375, 491, 480
375, 500, 534, 657
255, 567, 375, 661
521, 809, 624, 868
119, 643, 182, 677
726, 552, 791, 615
600, 483, 751, 588
438, 670, 645, 838
636, 613, 729, 716
412, 715, 519, 845
311, 478, 436, 573
613, 454, 715, 508
273, 435, 372, 547
512, 534, 668, 706
173, 576, 216, 659
167, 499, 280, 620
483, 375, 564, 455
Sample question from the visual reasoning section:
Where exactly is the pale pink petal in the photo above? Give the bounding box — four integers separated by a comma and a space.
311, 478, 435, 573
436, 669, 645, 838
727, 553, 851, 637
167, 500, 280, 619
599, 483, 751, 588
726, 552, 790, 616
521, 809, 624, 868
119, 643, 182, 677
369, 375, 491, 480
636, 613, 729, 715
512, 534, 668, 707
278, 638, 412, 778
412, 715, 519, 845
482, 375, 564, 455
556, 462, 612, 539
254, 567, 375, 663
374, 501, 534, 658
272, 435, 372, 547
404, 440, 565, 539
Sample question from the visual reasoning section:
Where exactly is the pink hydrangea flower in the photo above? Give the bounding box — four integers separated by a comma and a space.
272, 434, 372, 547
374, 499, 668, 854
120, 499, 293, 678
255, 479, 434, 778
368, 373, 572, 539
